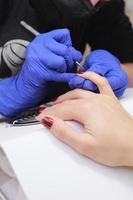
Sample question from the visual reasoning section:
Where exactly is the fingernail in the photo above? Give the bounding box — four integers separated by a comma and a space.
35, 107, 46, 117
77, 71, 84, 74
42, 116, 54, 129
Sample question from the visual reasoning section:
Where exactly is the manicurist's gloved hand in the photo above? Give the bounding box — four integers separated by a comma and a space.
68, 50, 128, 97
0, 29, 82, 118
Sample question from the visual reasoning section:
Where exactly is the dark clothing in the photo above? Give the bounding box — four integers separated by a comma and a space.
0, 0, 133, 79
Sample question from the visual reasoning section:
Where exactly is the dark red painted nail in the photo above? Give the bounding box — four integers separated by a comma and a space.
77, 71, 84, 74
42, 117, 54, 128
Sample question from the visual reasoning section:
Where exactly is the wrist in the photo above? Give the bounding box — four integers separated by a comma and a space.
0, 76, 22, 117
17, 73, 47, 105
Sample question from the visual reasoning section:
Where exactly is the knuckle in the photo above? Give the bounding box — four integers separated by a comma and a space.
58, 57, 65, 66
79, 139, 97, 158
62, 46, 69, 56
121, 72, 128, 84
45, 59, 53, 68
78, 143, 90, 156
53, 129, 65, 140
82, 99, 93, 110
62, 28, 70, 36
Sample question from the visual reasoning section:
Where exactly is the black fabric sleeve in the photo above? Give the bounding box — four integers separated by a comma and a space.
87, 0, 133, 63
0, 0, 13, 24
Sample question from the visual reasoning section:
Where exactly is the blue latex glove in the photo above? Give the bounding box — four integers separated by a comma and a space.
68, 50, 128, 97
0, 29, 82, 117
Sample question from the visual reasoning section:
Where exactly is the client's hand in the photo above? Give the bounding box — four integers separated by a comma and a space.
36, 72, 133, 167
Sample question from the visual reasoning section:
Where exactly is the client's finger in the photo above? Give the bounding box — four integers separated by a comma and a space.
54, 89, 95, 104
78, 71, 116, 97
55, 71, 116, 104
41, 115, 95, 156
36, 99, 89, 122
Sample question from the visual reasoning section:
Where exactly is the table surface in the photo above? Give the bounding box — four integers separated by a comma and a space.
0, 88, 133, 200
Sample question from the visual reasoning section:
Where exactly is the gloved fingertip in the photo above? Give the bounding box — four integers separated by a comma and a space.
61, 73, 76, 83
69, 47, 83, 62
83, 80, 97, 91
68, 76, 85, 89
77, 66, 85, 73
